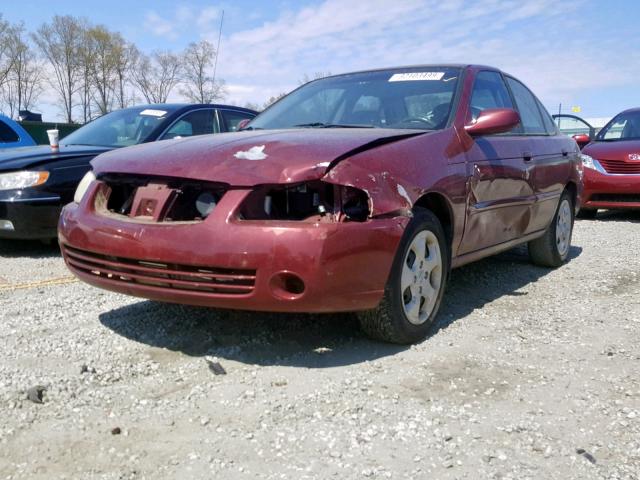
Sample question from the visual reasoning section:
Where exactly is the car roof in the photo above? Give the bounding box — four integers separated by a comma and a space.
314, 64, 500, 81
131, 103, 257, 114
618, 107, 640, 115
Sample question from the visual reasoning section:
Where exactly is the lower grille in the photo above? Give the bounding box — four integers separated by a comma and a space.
590, 194, 640, 203
62, 245, 255, 296
598, 159, 640, 174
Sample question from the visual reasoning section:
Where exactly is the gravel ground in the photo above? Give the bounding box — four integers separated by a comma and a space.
1, 211, 639, 480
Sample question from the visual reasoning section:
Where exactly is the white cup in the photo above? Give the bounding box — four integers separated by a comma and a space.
47, 129, 59, 150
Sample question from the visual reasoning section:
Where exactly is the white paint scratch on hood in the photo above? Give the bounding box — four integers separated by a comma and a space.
234, 145, 268, 160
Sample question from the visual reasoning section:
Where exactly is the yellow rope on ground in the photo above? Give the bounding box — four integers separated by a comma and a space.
0, 276, 78, 292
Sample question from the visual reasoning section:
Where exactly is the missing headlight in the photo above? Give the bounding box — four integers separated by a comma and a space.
99, 175, 227, 221
239, 181, 369, 222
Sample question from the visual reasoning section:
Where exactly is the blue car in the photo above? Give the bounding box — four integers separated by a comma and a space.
0, 115, 36, 148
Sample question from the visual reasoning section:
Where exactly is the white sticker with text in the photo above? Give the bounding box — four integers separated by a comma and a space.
389, 72, 445, 82
140, 109, 168, 117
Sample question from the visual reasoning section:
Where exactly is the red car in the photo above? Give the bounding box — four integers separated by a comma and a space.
556, 109, 640, 218
59, 65, 582, 344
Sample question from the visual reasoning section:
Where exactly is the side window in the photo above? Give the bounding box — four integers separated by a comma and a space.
536, 99, 557, 134
161, 109, 216, 140
470, 71, 514, 123
220, 110, 255, 132
0, 121, 19, 143
505, 77, 546, 135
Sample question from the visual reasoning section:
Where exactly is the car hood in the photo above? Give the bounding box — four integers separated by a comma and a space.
92, 129, 423, 185
583, 140, 640, 161
0, 144, 113, 171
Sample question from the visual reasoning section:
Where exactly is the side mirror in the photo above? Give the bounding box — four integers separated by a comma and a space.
572, 133, 591, 149
237, 119, 251, 131
464, 108, 520, 136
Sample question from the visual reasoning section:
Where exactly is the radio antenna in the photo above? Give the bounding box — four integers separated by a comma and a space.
212, 9, 224, 87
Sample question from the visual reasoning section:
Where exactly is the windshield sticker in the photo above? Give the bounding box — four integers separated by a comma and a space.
234, 145, 268, 161
140, 109, 168, 117
389, 72, 445, 82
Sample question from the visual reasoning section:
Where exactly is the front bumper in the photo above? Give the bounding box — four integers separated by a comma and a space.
58, 187, 409, 313
0, 191, 62, 239
582, 167, 640, 210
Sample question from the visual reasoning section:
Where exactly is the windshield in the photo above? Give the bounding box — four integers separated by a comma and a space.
597, 110, 640, 142
249, 67, 461, 131
61, 107, 174, 147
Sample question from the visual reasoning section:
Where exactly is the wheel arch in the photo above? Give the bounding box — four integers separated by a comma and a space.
413, 192, 454, 249
564, 181, 578, 211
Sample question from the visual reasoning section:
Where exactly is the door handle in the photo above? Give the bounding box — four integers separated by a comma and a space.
561, 149, 568, 157
523, 151, 533, 161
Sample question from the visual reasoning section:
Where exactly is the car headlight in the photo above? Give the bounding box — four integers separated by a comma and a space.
580, 154, 597, 170
74, 170, 96, 204
0, 171, 49, 191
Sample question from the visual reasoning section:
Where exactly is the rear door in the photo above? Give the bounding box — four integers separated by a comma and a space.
459, 70, 534, 254
506, 76, 569, 233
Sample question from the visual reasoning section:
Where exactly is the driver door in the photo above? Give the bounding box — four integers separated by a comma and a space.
459, 70, 535, 254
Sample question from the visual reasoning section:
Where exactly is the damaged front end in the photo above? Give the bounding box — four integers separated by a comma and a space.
94, 175, 374, 225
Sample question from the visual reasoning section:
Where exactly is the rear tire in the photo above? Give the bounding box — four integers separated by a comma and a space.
529, 191, 574, 267
358, 208, 449, 344
576, 208, 597, 219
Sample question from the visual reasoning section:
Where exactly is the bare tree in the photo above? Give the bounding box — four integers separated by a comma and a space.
2, 23, 43, 118
114, 42, 138, 109
180, 40, 225, 103
32, 15, 84, 123
131, 50, 181, 104
0, 15, 16, 89
77, 21, 96, 122
86, 26, 127, 115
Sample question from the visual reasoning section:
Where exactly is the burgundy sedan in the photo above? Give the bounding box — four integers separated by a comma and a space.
59, 65, 582, 344
557, 109, 640, 218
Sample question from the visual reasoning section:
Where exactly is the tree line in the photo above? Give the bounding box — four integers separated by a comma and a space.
0, 14, 227, 123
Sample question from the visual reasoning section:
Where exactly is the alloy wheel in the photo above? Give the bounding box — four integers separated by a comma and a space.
556, 199, 572, 257
400, 230, 443, 325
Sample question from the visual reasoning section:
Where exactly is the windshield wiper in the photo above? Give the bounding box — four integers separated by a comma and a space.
239, 126, 264, 131
293, 122, 376, 129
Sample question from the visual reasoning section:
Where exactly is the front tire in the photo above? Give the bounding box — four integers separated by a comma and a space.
528, 191, 574, 267
358, 208, 449, 344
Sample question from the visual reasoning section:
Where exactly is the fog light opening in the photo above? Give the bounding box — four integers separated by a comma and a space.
269, 272, 306, 300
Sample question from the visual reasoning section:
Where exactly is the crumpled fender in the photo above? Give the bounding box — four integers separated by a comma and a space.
324, 162, 416, 217
323, 129, 460, 218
